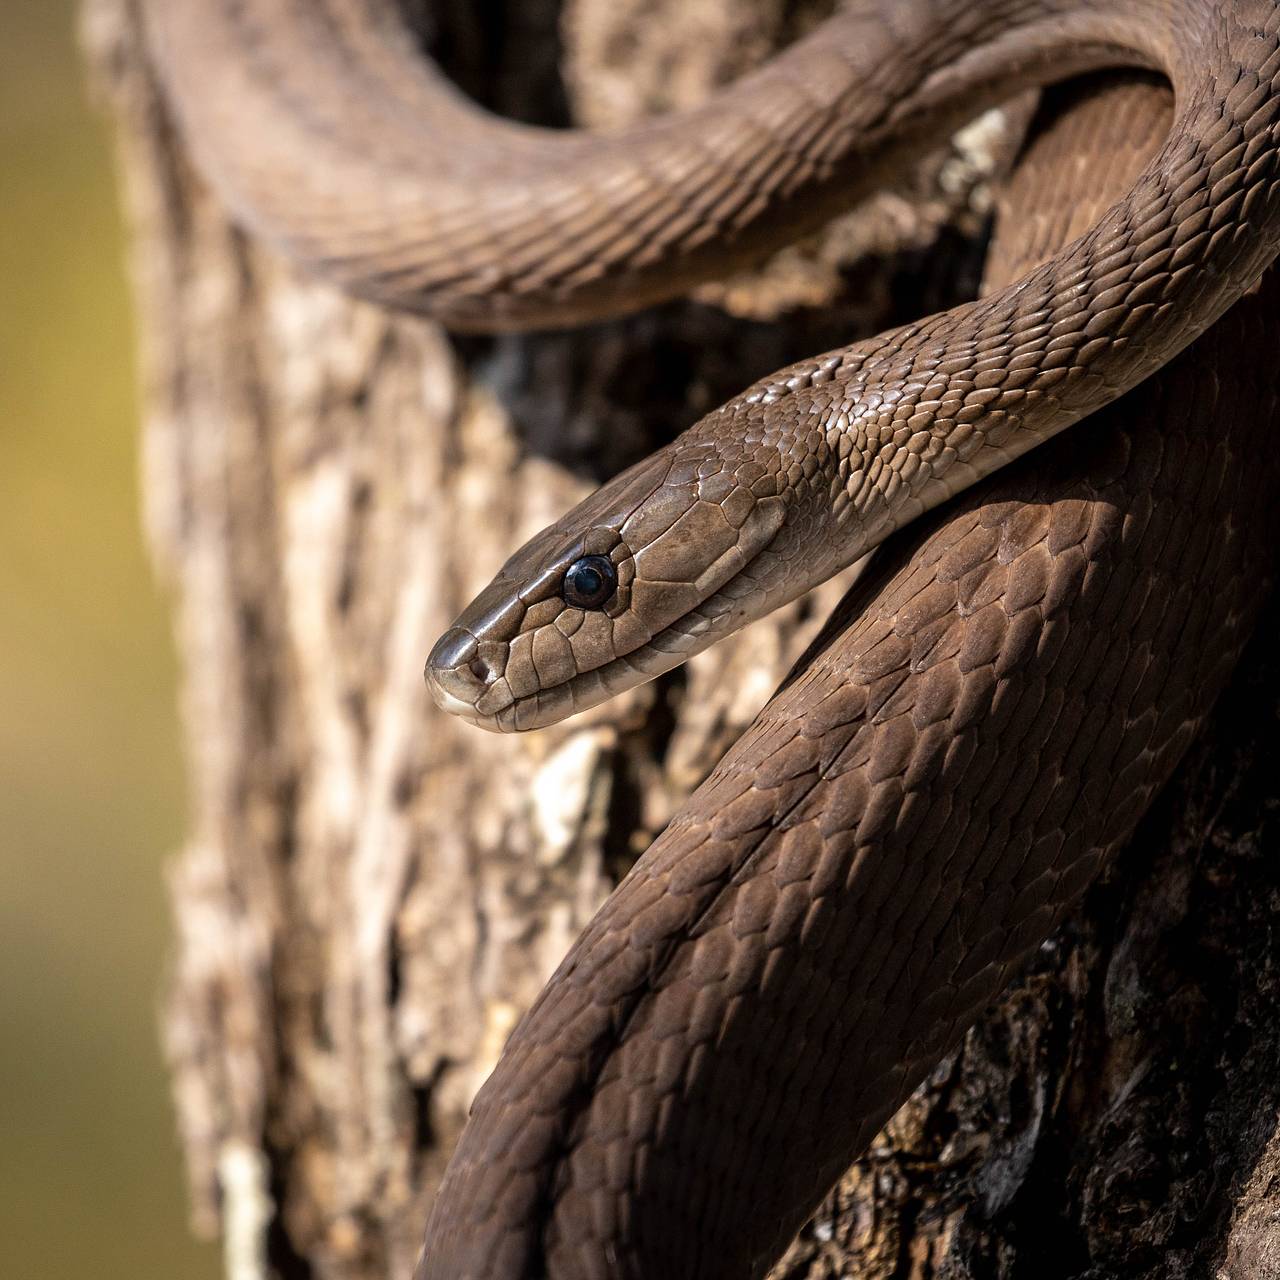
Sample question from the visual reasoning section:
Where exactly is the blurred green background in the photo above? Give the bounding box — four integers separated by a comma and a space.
1, 3, 219, 1277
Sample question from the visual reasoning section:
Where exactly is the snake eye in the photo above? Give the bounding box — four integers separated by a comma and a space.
562, 555, 617, 609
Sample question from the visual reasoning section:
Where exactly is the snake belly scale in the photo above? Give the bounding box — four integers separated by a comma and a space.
144, 1, 1280, 1276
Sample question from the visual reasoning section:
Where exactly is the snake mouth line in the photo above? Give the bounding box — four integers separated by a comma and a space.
447, 592, 746, 733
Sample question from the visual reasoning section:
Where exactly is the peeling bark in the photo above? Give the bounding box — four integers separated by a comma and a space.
84, 2, 1280, 1277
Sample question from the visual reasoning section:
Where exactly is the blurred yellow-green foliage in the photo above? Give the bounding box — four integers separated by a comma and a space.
1, 3, 218, 1276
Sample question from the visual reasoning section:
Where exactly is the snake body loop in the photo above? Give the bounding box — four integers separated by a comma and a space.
145, 1, 1280, 1276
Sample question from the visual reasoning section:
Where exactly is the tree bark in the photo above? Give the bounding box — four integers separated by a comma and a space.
84, 2, 1280, 1278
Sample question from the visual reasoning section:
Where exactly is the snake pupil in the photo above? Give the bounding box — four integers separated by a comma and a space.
562, 555, 617, 609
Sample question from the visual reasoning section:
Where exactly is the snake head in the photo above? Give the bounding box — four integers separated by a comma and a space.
425, 439, 791, 731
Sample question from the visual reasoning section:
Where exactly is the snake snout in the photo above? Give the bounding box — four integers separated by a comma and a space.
425, 627, 495, 717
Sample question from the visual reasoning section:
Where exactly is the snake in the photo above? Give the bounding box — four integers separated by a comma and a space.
143, 0, 1280, 1276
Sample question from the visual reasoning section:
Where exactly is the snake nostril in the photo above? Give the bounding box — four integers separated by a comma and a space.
428, 626, 478, 673
424, 627, 495, 712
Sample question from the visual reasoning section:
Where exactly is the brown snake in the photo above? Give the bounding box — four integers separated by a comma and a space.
144, 1, 1280, 1276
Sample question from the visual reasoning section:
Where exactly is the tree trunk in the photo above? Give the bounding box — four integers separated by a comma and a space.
84, 1, 1280, 1277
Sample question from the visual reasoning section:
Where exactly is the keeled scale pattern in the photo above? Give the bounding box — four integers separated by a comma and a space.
420, 71, 1280, 1280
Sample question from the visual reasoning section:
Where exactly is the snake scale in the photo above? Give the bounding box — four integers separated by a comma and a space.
145, 1, 1280, 1276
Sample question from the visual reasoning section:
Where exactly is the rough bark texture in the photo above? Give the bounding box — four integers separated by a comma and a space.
84, 2, 1280, 1278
